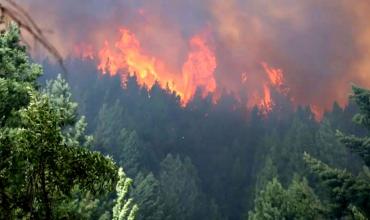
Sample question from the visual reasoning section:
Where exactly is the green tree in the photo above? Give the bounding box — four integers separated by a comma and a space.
304, 86, 370, 218
132, 172, 164, 220
248, 177, 324, 220
248, 178, 288, 220
44, 74, 93, 147
279, 115, 316, 184
159, 154, 202, 220
113, 168, 139, 220
0, 24, 41, 127
304, 153, 370, 218
55, 186, 113, 220
94, 100, 124, 155
118, 129, 143, 177
315, 118, 362, 172
254, 156, 278, 193
0, 25, 117, 219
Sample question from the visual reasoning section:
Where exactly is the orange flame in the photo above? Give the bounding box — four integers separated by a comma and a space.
246, 63, 286, 115
97, 28, 216, 105
182, 36, 217, 102
262, 62, 284, 87
77, 27, 295, 117
261, 62, 289, 95
310, 105, 324, 121
260, 84, 273, 114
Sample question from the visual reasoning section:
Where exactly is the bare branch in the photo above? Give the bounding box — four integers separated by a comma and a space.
0, 0, 67, 75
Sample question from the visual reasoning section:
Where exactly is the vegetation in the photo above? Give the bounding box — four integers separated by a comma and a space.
248, 177, 324, 219
0, 26, 135, 219
42, 55, 368, 219
1, 23, 370, 219
304, 86, 370, 219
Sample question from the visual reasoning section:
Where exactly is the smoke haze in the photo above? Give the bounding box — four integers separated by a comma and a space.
18, 0, 370, 115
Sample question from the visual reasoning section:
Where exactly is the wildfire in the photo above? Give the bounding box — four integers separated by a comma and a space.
76, 27, 295, 117
97, 28, 216, 105
20, 0, 370, 122
260, 84, 273, 114
182, 36, 217, 102
262, 62, 284, 87
261, 62, 289, 95
245, 62, 288, 115
310, 105, 324, 121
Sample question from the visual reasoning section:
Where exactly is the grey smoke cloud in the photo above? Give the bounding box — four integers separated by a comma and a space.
19, 0, 370, 112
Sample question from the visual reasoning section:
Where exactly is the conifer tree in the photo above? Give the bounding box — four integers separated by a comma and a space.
304, 85, 370, 218
94, 100, 124, 155
248, 177, 324, 220
159, 154, 202, 220
0, 25, 118, 219
118, 129, 143, 177
113, 168, 139, 220
44, 74, 93, 147
132, 172, 164, 220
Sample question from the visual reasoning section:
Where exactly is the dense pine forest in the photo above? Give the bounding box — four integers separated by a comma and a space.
1, 6, 370, 220
40, 58, 370, 219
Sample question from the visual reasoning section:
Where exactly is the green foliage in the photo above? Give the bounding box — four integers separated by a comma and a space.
351, 205, 367, 220
0, 89, 117, 218
54, 186, 113, 219
338, 86, 370, 167
254, 156, 278, 193
44, 74, 93, 147
42, 56, 370, 219
159, 154, 202, 220
113, 168, 139, 220
0, 24, 42, 127
304, 153, 370, 218
0, 26, 118, 219
44, 74, 78, 125
315, 119, 354, 169
304, 85, 370, 218
118, 129, 143, 177
351, 86, 370, 129
132, 172, 164, 220
94, 101, 125, 155
248, 177, 324, 220
248, 178, 287, 220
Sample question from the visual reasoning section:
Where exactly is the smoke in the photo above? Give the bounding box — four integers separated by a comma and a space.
18, 0, 370, 114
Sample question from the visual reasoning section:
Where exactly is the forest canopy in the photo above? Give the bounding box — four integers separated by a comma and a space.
1, 12, 370, 220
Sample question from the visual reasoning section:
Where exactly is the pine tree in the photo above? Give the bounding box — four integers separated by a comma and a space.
159, 154, 202, 220
94, 100, 124, 155
112, 168, 139, 220
44, 74, 93, 147
0, 25, 118, 219
315, 119, 349, 168
304, 153, 370, 218
254, 156, 278, 193
304, 85, 370, 218
0, 24, 41, 127
248, 177, 324, 220
248, 178, 287, 220
132, 172, 164, 220
278, 115, 316, 184
118, 129, 143, 177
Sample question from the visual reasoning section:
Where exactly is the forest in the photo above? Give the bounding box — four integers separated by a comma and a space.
0, 25, 370, 219
1, 0, 370, 219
